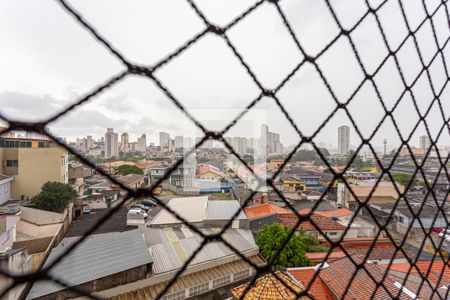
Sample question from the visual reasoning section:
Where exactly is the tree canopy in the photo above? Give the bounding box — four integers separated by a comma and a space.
31, 182, 77, 213
115, 165, 144, 175
256, 223, 326, 269
390, 173, 419, 187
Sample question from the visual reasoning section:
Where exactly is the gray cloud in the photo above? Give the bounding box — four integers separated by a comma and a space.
0, 90, 61, 121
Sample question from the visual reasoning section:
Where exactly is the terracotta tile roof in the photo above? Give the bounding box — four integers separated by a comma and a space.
135, 160, 157, 169
287, 268, 334, 300
319, 238, 405, 261
244, 204, 289, 220
319, 255, 408, 300
231, 271, 306, 300
380, 261, 450, 287
317, 254, 442, 299
340, 238, 404, 261
278, 212, 345, 232
196, 163, 224, 177
316, 208, 353, 218
305, 251, 347, 263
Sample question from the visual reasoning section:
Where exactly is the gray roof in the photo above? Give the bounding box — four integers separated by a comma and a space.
27, 229, 152, 299
205, 200, 246, 220
140, 226, 257, 274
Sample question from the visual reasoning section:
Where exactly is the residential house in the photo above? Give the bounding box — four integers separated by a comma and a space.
280, 177, 306, 193
118, 174, 148, 191
287, 254, 442, 299
196, 163, 224, 180
0, 175, 13, 205
68, 163, 93, 179
338, 181, 404, 210
316, 208, 377, 238
244, 204, 289, 231
278, 212, 346, 240
0, 135, 68, 200
149, 166, 167, 185
368, 201, 447, 234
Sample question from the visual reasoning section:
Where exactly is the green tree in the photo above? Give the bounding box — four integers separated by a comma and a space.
390, 173, 419, 187
31, 182, 77, 213
256, 223, 324, 269
115, 165, 144, 175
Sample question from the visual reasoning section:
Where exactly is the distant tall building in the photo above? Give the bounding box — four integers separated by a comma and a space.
174, 136, 184, 149
420, 135, 431, 150
105, 128, 119, 158
120, 132, 129, 152
232, 137, 247, 155
86, 135, 94, 150
159, 132, 170, 149
137, 134, 147, 153
338, 125, 350, 155
260, 124, 282, 154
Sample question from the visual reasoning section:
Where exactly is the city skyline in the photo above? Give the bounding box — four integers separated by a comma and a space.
1, 1, 448, 150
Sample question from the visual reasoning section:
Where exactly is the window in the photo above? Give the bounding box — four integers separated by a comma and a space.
19, 141, 31, 148
4, 185, 8, 193
5, 160, 18, 167
233, 269, 250, 281
162, 290, 185, 300
189, 282, 209, 297
212, 275, 231, 288
327, 232, 338, 236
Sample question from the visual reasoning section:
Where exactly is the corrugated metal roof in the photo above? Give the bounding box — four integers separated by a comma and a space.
205, 200, 247, 220
27, 230, 152, 299
140, 226, 257, 274
150, 196, 208, 225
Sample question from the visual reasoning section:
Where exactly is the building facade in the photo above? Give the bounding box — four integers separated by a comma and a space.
159, 132, 170, 149
105, 128, 119, 158
120, 132, 129, 152
338, 125, 350, 154
0, 137, 68, 200
419, 135, 431, 150
136, 134, 146, 153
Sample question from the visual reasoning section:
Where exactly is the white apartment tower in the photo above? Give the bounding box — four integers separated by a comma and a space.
159, 132, 170, 149
105, 128, 119, 158
338, 125, 350, 155
137, 134, 147, 153
419, 135, 431, 150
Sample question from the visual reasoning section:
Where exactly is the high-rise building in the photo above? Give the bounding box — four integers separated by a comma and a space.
260, 124, 282, 154
105, 128, 119, 158
159, 132, 170, 149
137, 134, 147, 153
86, 135, 94, 150
338, 125, 350, 155
174, 136, 184, 149
0, 133, 68, 200
419, 135, 431, 150
232, 137, 247, 155
120, 132, 129, 152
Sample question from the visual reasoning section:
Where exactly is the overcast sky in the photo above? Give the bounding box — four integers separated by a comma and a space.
0, 0, 449, 151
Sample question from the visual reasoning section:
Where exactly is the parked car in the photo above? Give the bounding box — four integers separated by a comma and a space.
128, 208, 148, 218
438, 229, 450, 237
143, 199, 157, 207
131, 204, 150, 211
